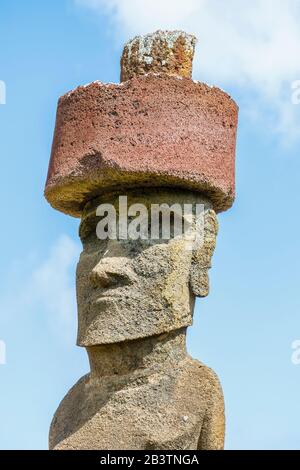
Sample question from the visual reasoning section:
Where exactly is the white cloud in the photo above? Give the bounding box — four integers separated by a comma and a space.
75, 0, 300, 143
0, 340, 6, 365
0, 80, 6, 105
2, 235, 80, 345
27, 235, 80, 338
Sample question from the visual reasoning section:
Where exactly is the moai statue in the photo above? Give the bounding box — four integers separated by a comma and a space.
45, 31, 238, 450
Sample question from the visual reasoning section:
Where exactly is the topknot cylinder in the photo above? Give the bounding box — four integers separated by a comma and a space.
120, 30, 197, 82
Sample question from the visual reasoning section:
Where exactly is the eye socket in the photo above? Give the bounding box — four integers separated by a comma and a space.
147, 211, 186, 241
80, 209, 194, 252
80, 231, 96, 249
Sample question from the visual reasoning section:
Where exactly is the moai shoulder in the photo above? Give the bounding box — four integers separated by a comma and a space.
49, 351, 224, 450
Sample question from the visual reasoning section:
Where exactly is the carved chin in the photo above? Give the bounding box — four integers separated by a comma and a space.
198, 285, 209, 297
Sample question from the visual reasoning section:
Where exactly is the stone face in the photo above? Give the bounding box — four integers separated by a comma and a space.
45, 75, 238, 217
49, 330, 225, 450
120, 30, 197, 82
76, 189, 217, 345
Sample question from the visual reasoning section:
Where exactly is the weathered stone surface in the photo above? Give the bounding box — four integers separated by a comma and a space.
46, 30, 237, 451
77, 189, 217, 345
120, 30, 197, 82
49, 188, 225, 449
50, 329, 225, 450
45, 75, 238, 217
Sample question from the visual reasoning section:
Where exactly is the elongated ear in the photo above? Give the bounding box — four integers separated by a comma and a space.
189, 210, 218, 297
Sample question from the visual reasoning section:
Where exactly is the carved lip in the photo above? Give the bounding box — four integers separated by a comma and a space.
94, 295, 119, 303
91, 287, 127, 304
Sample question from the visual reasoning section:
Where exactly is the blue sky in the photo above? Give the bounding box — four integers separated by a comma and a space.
0, 0, 300, 450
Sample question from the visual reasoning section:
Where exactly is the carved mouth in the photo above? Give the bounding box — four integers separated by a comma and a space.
91, 286, 128, 304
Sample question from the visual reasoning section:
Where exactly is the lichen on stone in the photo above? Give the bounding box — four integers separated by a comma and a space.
120, 30, 197, 82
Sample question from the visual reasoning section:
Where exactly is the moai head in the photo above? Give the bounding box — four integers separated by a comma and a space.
76, 189, 219, 345
44, 30, 238, 345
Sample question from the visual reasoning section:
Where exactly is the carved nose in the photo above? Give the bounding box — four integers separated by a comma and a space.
89, 257, 135, 288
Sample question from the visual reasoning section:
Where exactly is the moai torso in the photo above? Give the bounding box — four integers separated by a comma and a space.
50, 333, 224, 450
